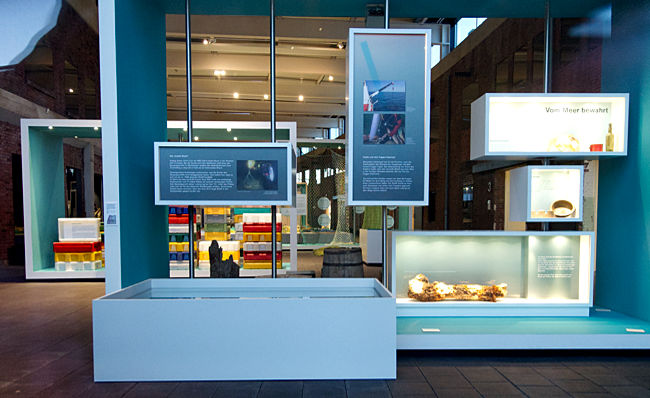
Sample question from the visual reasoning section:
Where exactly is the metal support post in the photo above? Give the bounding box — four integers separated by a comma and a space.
184, 0, 195, 278
381, 206, 387, 286
270, 0, 278, 278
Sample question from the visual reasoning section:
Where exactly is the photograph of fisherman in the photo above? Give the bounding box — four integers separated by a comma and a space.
363, 113, 405, 145
363, 80, 405, 112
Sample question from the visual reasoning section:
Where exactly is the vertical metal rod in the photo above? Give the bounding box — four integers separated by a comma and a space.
380, 0, 389, 287
542, 1, 552, 233
384, 0, 389, 29
543, 0, 552, 94
184, 0, 195, 278
270, 0, 277, 278
381, 206, 387, 286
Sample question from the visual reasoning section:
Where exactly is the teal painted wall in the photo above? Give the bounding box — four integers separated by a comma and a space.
162, 0, 608, 18
596, 0, 650, 321
29, 129, 65, 271
115, 0, 170, 287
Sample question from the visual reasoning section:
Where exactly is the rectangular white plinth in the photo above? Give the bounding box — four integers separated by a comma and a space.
93, 278, 396, 381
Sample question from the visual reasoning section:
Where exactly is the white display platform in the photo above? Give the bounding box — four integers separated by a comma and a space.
388, 231, 594, 317
93, 278, 396, 381
470, 93, 629, 159
509, 165, 584, 222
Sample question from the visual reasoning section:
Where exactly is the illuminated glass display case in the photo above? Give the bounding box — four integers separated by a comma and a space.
470, 93, 629, 159
389, 231, 594, 317
509, 165, 584, 222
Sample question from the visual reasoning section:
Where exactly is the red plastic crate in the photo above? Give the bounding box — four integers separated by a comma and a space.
168, 215, 196, 224
243, 251, 282, 261
53, 241, 102, 253
242, 223, 282, 233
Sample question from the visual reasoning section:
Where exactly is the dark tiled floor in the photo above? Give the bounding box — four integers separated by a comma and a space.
1, 282, 650, 397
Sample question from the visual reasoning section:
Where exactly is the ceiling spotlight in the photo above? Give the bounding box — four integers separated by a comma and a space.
328, 75, 334, 81
338, 146, 342, 150
227, 127, 232, 132
233, 92, 239, 99
74, 135, 78, 139
193, 136, 199, 141
202, 38, 209, 45
263, 94, 269, 100
298, 95, 304, 101
183, 127, 187, 132
213, 70, 226, 76
337, 42, 344, 49
345, 96, 349, 101
318, 27, 323, 32
233, 137, 238, 141
290, 46, 295, 50
68, 88, 74, 93
48, 126, 53, 130
93, 127, 99, 131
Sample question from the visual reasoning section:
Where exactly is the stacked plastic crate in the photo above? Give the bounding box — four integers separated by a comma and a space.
198, 207, 237, 270
168, 206, 196, 272
53, 218, 103, 271
242, 213, 282, 269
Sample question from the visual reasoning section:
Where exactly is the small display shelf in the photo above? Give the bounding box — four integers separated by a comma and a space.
509, 165, 584, 222
470, 93, 629, 159
388, 231, 594, 317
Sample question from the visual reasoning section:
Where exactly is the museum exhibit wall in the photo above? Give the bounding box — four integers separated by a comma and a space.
597, 0, 650, 322
100, 0, 621, 292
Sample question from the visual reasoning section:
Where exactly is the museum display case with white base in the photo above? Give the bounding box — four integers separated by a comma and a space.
389, 231, 594, 317
93, 278, 396, 381
509, 165, 584, 222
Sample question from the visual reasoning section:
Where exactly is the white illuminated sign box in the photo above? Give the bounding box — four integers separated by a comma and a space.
471, 93, 629, 159
509, 165, 584, 223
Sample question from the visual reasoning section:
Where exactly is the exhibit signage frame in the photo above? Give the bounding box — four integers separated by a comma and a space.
346, 28, 431, 206
154, 142, 295, 206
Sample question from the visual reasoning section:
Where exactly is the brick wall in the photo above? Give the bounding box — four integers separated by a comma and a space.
0, 3, 100, 265
0, 2, 100, 118
0, 122, 22, 265
425, 18, 602, 231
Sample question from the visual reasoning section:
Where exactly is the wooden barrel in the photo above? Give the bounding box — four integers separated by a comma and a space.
321, 247, 364, 278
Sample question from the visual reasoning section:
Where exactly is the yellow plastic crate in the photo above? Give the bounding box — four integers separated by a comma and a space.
54, 251, 102, 262
242, 260, 273, 269
204, 232, 229, 241
243, 233, 282, 242
204, 207, 228, 215
168, 242, 195, 252
234, 214, 243, 223
198, 250, 240, 261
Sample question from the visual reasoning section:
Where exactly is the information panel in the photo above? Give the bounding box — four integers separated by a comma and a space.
155, 142, 294, 206
347, 29, 430, 206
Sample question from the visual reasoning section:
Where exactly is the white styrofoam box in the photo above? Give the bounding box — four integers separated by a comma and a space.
232, 232, 244, 241
235, 222, 243, 232
169, 224, 190, 234
243, 213, 282, 224
198, 240, 211, 252
84, 260, 104, 271
199, 240, 240, 253
55, 261, 85, 271
243, 242, 259, 252
198, 260, 210, 269
58, 218, 101, 242
243, 242, 280, 252
93, 278, 396, 381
